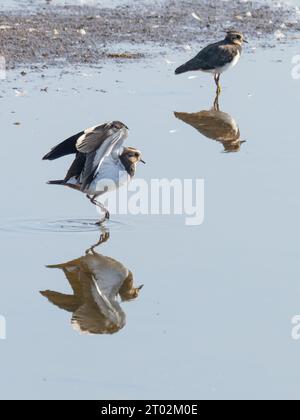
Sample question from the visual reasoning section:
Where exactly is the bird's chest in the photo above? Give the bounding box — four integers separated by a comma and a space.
230, 51, 240, 68
89, 158, 130, 195
218, 51, 240, 74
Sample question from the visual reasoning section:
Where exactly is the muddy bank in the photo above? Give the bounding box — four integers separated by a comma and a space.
0, 0, 299, 68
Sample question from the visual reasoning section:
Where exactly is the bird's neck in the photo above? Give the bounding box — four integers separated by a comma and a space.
224, 39, 242, 52
119, 154, 136, 177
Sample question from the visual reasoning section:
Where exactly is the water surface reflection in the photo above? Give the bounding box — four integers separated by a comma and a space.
41, 230, 143, 335
174, 94, 245, 153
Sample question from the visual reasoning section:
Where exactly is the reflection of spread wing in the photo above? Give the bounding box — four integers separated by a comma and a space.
77, 124, 128, 191
174, 110, 240, 142
71, 276, 126, 334
70, 255, 128, 334
82, 254, 129, 297
42, 253, 131, 335
41, 259, 84, 311
40, 290, 81, 312
71, 302, 125, 335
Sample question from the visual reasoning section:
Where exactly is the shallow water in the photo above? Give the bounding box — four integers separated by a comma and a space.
1, 38, 300, 400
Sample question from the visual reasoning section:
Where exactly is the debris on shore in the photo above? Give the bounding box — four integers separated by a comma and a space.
0, 0, 299, 68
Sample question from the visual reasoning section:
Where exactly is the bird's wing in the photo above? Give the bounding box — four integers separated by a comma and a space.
76, 123, 117, 153
42, 130, 84, 160
64, 152, 86, 182
194, 43, 237, 70
43, 121, 120, 161
78, 123, 128, 191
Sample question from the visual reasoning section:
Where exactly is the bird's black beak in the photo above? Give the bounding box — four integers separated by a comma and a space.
244, 39, 248, 43
141, 159, 146, 164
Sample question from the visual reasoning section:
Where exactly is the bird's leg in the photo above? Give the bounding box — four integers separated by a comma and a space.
213, 73, 218, 88
214, 73, 221, 95
95, 206, 110, 225
216, 74, 221, 95
86, 195, 110, 225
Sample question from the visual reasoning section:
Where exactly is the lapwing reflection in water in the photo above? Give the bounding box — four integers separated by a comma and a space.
174, 94, 245, 153
40, 230, 143, 335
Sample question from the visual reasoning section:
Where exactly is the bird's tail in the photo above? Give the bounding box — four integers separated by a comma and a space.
47, 179, 81, 191
47, 179, 66, 185
175, 64, 189, 75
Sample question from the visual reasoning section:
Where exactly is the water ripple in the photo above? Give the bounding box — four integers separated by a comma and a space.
0, 218, 125, 233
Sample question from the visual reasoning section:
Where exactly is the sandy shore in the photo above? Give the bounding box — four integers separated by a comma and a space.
0, 0, 299, 68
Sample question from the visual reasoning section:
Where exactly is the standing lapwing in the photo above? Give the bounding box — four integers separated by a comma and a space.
175, 30, 247, 94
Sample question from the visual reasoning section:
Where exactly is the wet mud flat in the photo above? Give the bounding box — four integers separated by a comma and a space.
0, 0, 299, 68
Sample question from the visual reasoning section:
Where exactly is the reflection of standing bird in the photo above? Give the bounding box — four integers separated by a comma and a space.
175, 31, 247, 94
41, 242, 143, 335
43, 121, 145, 223
174, 95, 245, 153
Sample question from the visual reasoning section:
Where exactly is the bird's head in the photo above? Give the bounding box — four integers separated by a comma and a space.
121, 147, 146, 166
123, 284, 144, 301
225, 31, 248, 46
110, 120, 129, 134
119, 271, 144, 301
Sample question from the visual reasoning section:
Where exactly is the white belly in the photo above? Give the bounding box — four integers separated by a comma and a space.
87, 158, 130, 196
205, 51, 241, 75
